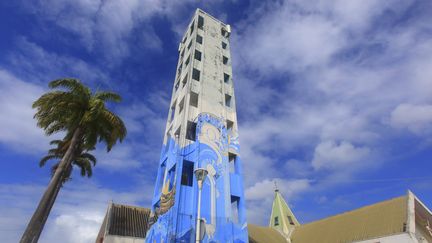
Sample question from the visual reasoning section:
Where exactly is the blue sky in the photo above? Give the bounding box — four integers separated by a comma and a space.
1, 0, 432, 242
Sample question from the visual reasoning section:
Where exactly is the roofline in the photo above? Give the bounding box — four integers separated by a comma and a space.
410, 190, 432, 216
195, 8, 228, 26
299, 195, 408, 227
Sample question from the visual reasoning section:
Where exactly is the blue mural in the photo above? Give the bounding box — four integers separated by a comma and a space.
146, 113, 248, 242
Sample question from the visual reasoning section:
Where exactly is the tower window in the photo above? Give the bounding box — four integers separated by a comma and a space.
194, 50, 202, 61
197, 34, 203, 44
274, 216, 279, 226
198, 16, 204, 29
189, 21, 194, 35
225, 94, 232, 107
187, 40, 192, 50
231, 196, 240, 224
174, 126, 181, 138
174, 81, 180, 92
229, 152, 237, 174
170, 101, 176, 122
226, 119, 234, 131
181, 160, 194, 186
185, 56, 190, 66
288, 216, 295, 225
190, 92, 199, 107
186, 121, 197, 141
192, 68, 200, 81
182, 74, 188, 88
179, 97, 185, 113
222, 41, 227, 49
224, 73, 230, 83
223, 56, 228, 65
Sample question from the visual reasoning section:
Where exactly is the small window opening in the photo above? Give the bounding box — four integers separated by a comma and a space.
274, 216, 279, 226
222, 42, 227, 49
182, 36, 187, 44
179, 97, 185, 113
174, 126, 181, 139
194, 50, 202, 61
288, 216, 295, 225
189, 21, 194, 35
180, 49, 185, 58
223, 56, 228, 65
181, 160, 194, 186
185, 56, 190, 66
170, 102, 176, 121
225, 94, 232, 107
186, 121, 197, 141
197, 35, 203, 44
167, 165, 176, 190
231, 196, 240, 224
192, 68, 200, 81
221, 28, 227, 37
182, 74, 188, 88
187, 40, 192, 50
157, 161, 166, 194
229, 152, 236, 173
198, 16, 204, 29
224, 73, 230, 83
190, 92, 199, 108
175, 81, 180, 92
227, 120, 234, 131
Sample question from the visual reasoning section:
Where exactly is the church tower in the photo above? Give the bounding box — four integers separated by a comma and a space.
269, 186, 300, 239
146, 9, 248, 242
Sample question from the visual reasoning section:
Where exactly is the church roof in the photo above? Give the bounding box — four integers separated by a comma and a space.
290, 195, 408, 243
248, 224, 288, 243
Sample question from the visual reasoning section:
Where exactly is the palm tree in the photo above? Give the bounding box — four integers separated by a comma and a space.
39, 139, 97, 184
21, 78, 127, 243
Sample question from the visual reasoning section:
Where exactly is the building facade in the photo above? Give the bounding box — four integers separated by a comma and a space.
145, 9, 248, 243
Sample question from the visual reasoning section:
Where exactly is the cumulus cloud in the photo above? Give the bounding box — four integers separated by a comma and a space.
311, 140, 371, 170
0, 69, 51, 153
390, 104, 432, 135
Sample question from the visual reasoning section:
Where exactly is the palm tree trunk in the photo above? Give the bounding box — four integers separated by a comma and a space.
20, 128, 82, 243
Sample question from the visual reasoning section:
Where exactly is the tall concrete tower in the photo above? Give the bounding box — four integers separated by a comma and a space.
146, 9, 248, 242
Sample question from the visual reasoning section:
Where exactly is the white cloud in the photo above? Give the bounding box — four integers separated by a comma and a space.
390, 104, 432, 135
245, 178, 311, 224
0, 181, 152, 243
311, 140, 371, 170
0, 69, 51, 153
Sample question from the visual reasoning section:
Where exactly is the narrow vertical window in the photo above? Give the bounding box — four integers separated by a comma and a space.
226, 119, 234, 131
178, 97, 185, 113
288, 216, 295, 225
198, 16, 204, 29
190, 92, 199, 108
182, 74, 188, 88
181, 160, 194, 186
231, 196, 240, 224
192, 68, 200, 81
174, 126, 181, 138
194, 50, 202, 61
224, 73, 230, 83
187, 40, 192, 50
185, 56, 190, 66
170, 101, 176, 122
222, 41, 227, 49
274, 216, 279, 226
229, 152, 236, 173
189, 20, 194, 35
196, 34, 203, 44
225, 94, 232, 107
223, 56, 228, 65
186, 121, 197, 141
